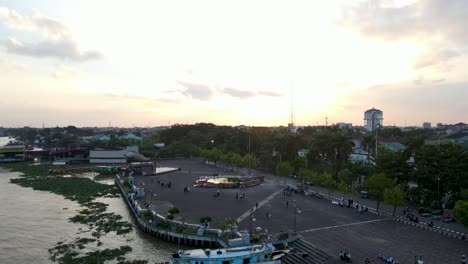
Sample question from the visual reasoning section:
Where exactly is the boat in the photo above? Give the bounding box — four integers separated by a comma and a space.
95, 165, 121, 174
168, 243, 287, 264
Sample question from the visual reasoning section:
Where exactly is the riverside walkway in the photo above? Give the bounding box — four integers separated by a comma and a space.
127, 159, 467, 263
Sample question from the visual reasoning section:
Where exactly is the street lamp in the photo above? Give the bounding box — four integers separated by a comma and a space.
249, 210, 256, 241
248, 127, 251, 176
437, 177, 441, 211
375, 123, 381, 159
293, 200, 301, 234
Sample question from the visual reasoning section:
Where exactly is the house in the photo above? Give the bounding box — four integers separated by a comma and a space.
89, 146, 148, 164
381, 142, 407, 152
297, 149, 309, 157
119, 133, 143, 142
154, 143, 165, 149
95, 135, 111, 142
349, 148, 375, 164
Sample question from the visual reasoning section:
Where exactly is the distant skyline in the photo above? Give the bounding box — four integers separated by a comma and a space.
1, 0, 467, 127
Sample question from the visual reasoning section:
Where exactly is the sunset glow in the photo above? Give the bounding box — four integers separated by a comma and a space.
1, 0, 467, 127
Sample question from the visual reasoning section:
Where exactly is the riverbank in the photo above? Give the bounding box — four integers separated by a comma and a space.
0, 162, 151, 264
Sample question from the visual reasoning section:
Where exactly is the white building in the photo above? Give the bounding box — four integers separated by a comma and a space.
336, 122, 352, 129
364, 108, 383, 131
90, 146, 141, 164
423, 122, 431, 129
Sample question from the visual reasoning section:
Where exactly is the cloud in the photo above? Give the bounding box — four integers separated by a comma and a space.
52, 65, 79, 79
103, 93, 178, 104
220, 88, 282, 99
176, 80, 282, 100
413, 48, 460, 69
0, 7, 102, 61
176, 81, 213, 100
343, 80, 468, 124
221, 88, 256, 99
258, 90, 281, 97
341, 0, 468, 68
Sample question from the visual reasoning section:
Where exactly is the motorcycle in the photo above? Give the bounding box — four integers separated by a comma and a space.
378, 253, 399, 264
339, 250, 352, 263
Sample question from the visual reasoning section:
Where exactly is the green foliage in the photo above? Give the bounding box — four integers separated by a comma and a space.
337, 180, 348, 193
375, 147, 411, 183
322, 173, 337, 190
1, 163, 50, 177
6, 162, 136, 262
107, 137, 131, 148
308, 126, 354, 178
220, 217, 238, 232
157, 141, 200, 158
384, 186, 406, 215
168, 207, 180, 215
200, 216, 212, 223
366, 173, 397, 211
413, 143, 468, 208
11, 176, 118, 204
276, 162, 293, 176
49, 244, 138, 264
366, 173, 397, 200
453, 200, 468, 226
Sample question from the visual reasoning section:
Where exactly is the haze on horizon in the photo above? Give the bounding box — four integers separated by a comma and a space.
0, 0, 467, 128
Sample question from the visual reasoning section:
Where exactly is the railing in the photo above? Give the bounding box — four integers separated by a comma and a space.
115, 175, 228, 247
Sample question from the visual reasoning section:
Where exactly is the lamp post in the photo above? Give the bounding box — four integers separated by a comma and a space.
437, 177, 441, 211
249, 210, 256, 241
248, 127, 251, 176
375, 123, 381, 159
293, 200, 301, 234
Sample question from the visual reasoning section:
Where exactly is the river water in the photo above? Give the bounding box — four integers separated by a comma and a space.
0, 165, 178, 263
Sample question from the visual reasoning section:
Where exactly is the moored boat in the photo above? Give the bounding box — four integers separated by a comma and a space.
95, 165, 121, 174
168, 243, 286, 264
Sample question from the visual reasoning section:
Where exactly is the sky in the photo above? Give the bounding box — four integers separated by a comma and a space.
0, 0, 467, 127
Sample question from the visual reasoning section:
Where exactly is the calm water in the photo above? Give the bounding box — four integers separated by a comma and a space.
0, 168, 178, 264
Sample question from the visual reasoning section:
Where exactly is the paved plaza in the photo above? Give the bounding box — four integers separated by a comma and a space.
132, 159, 468, 263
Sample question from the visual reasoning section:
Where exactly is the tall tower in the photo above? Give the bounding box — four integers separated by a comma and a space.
364, 107, 383, 131
288, 91, 295, 131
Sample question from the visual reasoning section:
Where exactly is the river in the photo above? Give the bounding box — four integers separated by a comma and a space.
0, 161, 178, 263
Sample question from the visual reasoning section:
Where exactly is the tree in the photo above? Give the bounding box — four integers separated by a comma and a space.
276, 162, 293, 176
384, 186, 406, 216
167, 207, 180, 220
309, 127, 354, 179
199, 216, 212, 223
366, 173, 397, 212
220, 217, 238, 232
453, 200, 468, 226
322, 173, 337, 198
413, 144, 468, 208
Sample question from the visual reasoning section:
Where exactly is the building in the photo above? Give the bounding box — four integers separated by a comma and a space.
89, 146, 147, 164
297, 149, 309, 157
423, 122, 431, 129
119, 133, 143, 142
364, 107, 383, 131
0, 145, 25, 161
336, 122, 352, 129
381, 142, 407, 152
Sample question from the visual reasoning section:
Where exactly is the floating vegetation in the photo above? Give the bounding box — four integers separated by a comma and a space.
49, 243, 142, 264
70, 202, 133, 238
3, 162, 145, 263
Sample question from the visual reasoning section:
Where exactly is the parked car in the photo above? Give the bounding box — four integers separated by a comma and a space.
360, 190, 369, 198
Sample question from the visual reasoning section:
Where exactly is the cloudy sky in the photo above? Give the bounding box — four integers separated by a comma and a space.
0, 0, 467, 127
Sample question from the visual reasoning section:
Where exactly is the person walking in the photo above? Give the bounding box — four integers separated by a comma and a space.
286, 200, 289, 208
256, 202, 258, 209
